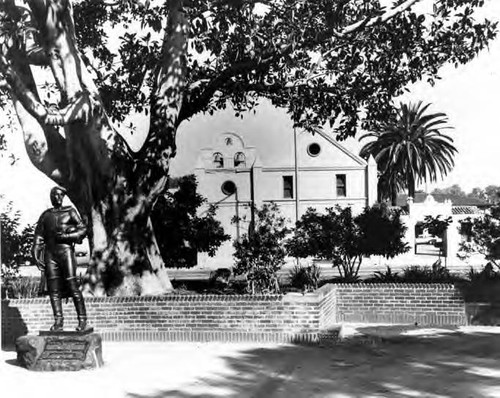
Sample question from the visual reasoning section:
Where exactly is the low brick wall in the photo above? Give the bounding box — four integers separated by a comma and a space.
335, 284, 467, 325
1, 284, 335, 346
1, 284, 468, 345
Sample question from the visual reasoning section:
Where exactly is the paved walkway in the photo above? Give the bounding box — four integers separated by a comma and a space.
2, 326, 500, 398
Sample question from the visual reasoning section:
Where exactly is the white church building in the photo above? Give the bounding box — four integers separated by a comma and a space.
172, 103, 378, 268
170, 102, 486, 270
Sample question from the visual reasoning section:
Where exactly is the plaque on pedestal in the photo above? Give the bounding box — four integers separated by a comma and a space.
16, 330, 103, 371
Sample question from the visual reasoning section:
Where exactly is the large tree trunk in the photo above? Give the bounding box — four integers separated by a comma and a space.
1, 0, 188, 295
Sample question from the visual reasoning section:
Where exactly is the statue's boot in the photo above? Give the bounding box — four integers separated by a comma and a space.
68, 277, 90, 332
47, 278, 64, 331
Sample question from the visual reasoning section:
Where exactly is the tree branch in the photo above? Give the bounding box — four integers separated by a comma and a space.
179, 44, 292, 122
27, 0, 85, 102
25, 45, 50, 66
0, 55, 62, 126
334, 0, 422, 38
180, 0, 421, 122
136, 0, 188, 203
2, 52, 70, 185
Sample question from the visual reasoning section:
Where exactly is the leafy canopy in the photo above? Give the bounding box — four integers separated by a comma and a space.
1, 0, 495, 145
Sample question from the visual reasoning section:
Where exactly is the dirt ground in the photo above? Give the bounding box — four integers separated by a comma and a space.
2, 325, 500, 398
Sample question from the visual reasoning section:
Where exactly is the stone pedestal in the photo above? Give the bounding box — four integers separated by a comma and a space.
16, 329, 104, 371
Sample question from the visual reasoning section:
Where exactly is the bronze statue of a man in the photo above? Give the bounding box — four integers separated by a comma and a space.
32, 187, 90, 332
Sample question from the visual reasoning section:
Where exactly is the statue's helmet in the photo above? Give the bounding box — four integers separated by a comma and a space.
50, 186, 66, 196
49, 186, 67, 206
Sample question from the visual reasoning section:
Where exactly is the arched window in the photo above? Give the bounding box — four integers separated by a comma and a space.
213, 152, 224, 168
234, 152, 246, 168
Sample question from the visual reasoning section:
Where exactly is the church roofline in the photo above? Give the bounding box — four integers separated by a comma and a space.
315, 130, 367, 166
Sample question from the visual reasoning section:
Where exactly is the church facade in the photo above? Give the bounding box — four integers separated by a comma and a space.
192, 129, 378, 268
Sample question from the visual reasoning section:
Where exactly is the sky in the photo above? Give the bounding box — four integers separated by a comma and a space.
1, 0, 500, 226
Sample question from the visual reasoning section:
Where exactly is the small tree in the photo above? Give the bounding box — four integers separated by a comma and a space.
459, 205, 500, 270
287, 203, 408, 280
233, 203, 289, 294
152, 175, 230, 268
0, 199, 34, 267
1, 199, 35, 298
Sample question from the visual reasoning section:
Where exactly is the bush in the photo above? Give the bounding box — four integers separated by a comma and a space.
367, 266, 401, 283
466, 263, 500, 283
289, 264, 321, 292
1, 274, 41, 299
233, 203, 289, 294
1, 263, 20, 299
1, 198, 35, 268
457, 264, 500, 303
400, 262, 459, 283
7, 276, 41, 299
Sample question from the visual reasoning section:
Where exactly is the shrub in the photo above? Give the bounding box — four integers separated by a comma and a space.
233, 203, 289, 294
457, 264, 500, 303
466, 263, 500, 283
1, 263, 20, 299
368, 266, 401, 283
1, 198, 35, 268
289, 264, 321, 292
1, 274, 41, 299
400, 262, 459, 283
6, 276, 41, 299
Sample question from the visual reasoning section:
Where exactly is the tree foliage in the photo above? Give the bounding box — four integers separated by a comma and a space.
431, 184, 466, 198
459, 204, 500, 269
421, 214, 452, 257
151, 175, 230, 268
0, 0, 496, 294
360, 101, 457, 202
286, 203, 408, 279
233, 203, 289, 294
1, 0, 497, 142
422, 215, 452, 238
0, 198, 35, 267
432, 184, 500, 204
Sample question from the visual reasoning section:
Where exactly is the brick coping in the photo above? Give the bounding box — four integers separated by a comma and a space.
334, 283, 457, 289
1, 282, 459, 304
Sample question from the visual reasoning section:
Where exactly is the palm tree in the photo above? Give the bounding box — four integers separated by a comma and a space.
360, 102, 457, 204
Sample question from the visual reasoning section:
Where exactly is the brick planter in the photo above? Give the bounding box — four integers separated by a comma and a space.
334, 283, 467, 325
2, 284, 337, 346
1, 283, 469, 346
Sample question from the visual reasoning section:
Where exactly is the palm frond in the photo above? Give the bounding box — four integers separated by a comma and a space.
360, 101, 457, 199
